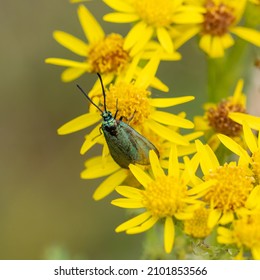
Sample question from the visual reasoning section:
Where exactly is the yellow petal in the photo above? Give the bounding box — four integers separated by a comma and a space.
103, 13, 139, 23
195, 140, 219, 174
217, 133, 251, 164
57, 113, 101, 135
208, 209, 221, 228
232, 79, 244, 102
156, 27, 173, 53
115, 211, 151, 232
149, 150, 165, 178
53, 31, 88, 56
129, 164, 153, 188
81, 159, 120, 179
129, 26, 154, 56
126, 216, 158, 234
174, 25, 200, 50
219, 211, 234, 225
149, 96, 194, 107
135, 55, 160, 89
103, 0, 135, 12
115, 186, 142, 199
150, 76, 169, 92
211, 36, 224, 58
147, 119, 189, 146
61, 67, 86, 82
111, 198, 144, 208
243, 122, 258, 153
246, 185, 260, 209
229, 113, 260, 130
220, 32, 234, 48
164, 217, 174, 254
173, 13, 204, 24
199, 34, 211, 54
93, 169, 128, 200
252, 246, 260, 260
45, 58, 89, 68
124, 21, 147, 50
231, 26, 260, 47
151, 111, 194, 128
80, 125, 102, 155
78, 5, 104, 43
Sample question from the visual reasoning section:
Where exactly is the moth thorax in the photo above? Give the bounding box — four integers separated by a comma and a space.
102, 111, 113, 122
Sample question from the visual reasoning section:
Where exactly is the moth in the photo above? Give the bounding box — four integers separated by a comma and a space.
77, 74, 159, 169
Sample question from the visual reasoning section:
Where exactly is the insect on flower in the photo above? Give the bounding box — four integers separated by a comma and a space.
77, 74, 160, 169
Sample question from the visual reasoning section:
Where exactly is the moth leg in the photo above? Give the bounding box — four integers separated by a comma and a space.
91, 126, 103, 141
114, 99, 119, 119
120, 110, 136, 124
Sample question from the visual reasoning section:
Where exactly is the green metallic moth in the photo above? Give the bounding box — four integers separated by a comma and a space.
77, 74, 160, 169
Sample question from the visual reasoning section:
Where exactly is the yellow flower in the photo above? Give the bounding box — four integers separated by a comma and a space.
112, 146, 203, 254
45, 4, 181, 88
45, 4, 176, 88
217, 209, 260, 260
180, 0, 260, 57
218, 121, 260, 185
103, 0, 204, 55
194, 79, 246, 150
194, 140, 255, 228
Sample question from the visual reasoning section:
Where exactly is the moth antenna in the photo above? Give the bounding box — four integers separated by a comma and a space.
76, 84, 103, 113
97, 73, 107, 112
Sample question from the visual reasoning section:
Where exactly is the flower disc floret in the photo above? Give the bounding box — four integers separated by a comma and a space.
204, 164, 254, 211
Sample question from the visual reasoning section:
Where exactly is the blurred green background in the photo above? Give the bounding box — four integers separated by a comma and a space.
0, 0, 209, 259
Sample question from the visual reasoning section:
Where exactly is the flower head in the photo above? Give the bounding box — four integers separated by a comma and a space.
194, 140, 255, 228
179, 0, 260, 57
218, 209, 260, 260
112, 146, 203, 253
194, 79, 247, 150
218, 120, 260, 185
103, 0, 204, 55
45, 4, 181, 86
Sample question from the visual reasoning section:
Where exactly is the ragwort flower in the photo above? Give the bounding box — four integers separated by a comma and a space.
217, 209, 260, 260
45, 4, 180, 87
194, 79, 247, 150
217, 121, 260, 185
194, 140, 255, 228
103, 0, 204, 55
112, 146, 203, 254
180, 0, 260, 57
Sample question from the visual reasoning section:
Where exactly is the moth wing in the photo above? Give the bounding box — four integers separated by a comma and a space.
103, 121, 159, 168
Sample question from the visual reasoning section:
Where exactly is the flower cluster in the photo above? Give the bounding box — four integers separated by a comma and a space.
46, 1, 260, 259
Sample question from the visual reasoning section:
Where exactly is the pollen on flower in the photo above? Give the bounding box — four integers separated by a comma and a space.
133, 0, 174, 27
88, 33, 130, 74
232, 211, 260, 251
207, 100, 246, 136
105, 82, 152, 126
202, 1, 235, 36
204, 164, 254, 211
141, 176, 187, 218
184, 207, 211, 238
252, 150, 260, 184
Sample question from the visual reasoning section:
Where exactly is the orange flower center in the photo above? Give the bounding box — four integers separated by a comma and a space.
202, 1, 235, 36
